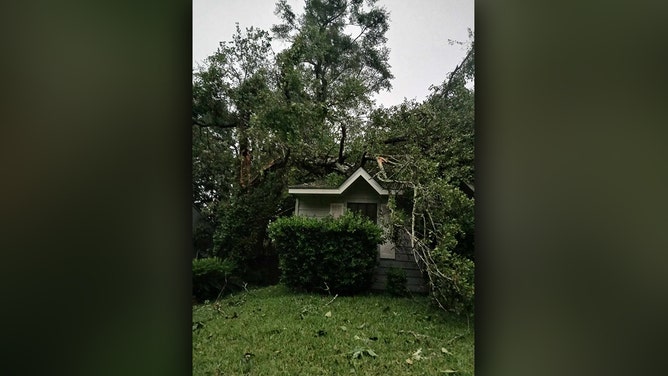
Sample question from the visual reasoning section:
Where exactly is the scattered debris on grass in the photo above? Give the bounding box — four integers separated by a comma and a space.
351, 348, 377, 359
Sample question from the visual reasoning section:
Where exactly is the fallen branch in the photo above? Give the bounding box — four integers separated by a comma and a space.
324, 294, 338, 307
398, 330, 429, 341
444, 333, 465, 345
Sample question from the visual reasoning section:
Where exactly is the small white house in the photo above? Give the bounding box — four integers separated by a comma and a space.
288, 167, 426, 292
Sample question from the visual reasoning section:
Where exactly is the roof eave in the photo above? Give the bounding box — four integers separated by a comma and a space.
288, 167, 390, 196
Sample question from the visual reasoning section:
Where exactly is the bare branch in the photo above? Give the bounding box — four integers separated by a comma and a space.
434, 47, 473, 100
383, 136, 408, 144
193, 118, 239, 129
337, 124, 346, 164
351, 25, 368, 44
324, 294, 338, 306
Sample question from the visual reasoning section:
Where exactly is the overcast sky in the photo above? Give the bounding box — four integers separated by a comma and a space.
193, 0, 474, 108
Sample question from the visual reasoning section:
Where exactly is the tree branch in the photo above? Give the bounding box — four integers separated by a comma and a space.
248, 147, 291, 187
192, 118, 239, 129
351, 25, 368, 44
359, 151, 369, 168
324, 7, 347, 26
383, 136, 408, 144
435, 47, 473, 100
337, 124, 346, 164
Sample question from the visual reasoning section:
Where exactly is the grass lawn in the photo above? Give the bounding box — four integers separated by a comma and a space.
192, 284, 474, 375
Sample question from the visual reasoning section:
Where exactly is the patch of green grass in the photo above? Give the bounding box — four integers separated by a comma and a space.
193, 284, 474, 375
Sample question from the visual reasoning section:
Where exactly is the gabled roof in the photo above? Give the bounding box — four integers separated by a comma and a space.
288, 167, 389, 196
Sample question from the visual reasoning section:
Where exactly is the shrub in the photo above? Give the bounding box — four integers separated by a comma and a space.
193, 221, 215, 258
429, 247, 474, 315
192, 257, 236, 302
212, 172, 290, 284
385, 267, 409, 297
268, 212, 382, 295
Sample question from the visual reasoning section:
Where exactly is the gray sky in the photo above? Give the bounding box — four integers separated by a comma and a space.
193, 0, 474, 108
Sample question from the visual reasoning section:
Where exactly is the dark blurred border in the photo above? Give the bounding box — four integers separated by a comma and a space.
0, 1, 192, 375
475, 1, 668, 375
2, 0, 668, 375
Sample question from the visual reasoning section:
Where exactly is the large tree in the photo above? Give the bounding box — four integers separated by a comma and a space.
192, 25, 291, 273
192, 1, 475, 307
272, 0, 393, 175
192, 0, 395, 279
363, 39, 475, 313
192, 25, 277, 210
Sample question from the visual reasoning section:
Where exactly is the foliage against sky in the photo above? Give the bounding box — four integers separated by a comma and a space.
192, 2, 475, 306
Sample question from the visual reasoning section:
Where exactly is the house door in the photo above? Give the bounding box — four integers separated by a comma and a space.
346, 202, 378, 223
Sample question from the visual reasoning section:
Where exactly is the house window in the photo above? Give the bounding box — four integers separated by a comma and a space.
347, 202, 378, 223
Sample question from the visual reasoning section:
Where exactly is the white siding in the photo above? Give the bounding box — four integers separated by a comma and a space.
296, 180, 387, 219
297, 196, 337, 218
341, 179, 381, 204
329, 203, 344, 218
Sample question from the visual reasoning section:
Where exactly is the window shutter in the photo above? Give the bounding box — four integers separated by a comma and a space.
330, 203, 344, 218
378, 204, 395, 259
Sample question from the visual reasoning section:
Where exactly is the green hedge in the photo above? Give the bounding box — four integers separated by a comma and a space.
192, 257, 236, 302
268, 212, 382, 295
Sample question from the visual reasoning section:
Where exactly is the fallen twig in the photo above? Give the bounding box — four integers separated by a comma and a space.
324, 294, 338, 307
444, 333, 465, 345
399, 330, 429, 341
